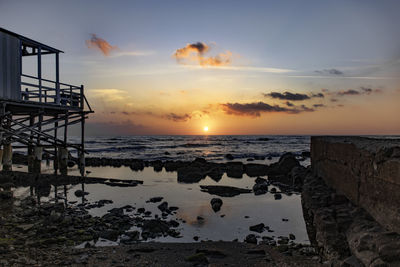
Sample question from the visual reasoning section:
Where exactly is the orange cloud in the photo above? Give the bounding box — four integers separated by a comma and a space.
173, 42, 232, 67
86, 34, 117, 56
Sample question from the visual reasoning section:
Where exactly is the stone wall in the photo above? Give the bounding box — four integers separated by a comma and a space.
311, 136, 400, 234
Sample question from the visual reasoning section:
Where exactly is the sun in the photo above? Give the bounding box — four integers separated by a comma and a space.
203, 126, 209, 132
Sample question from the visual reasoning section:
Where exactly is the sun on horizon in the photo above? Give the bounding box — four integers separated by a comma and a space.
203, 126, 209, 133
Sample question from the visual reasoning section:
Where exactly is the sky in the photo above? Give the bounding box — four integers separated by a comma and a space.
1, 0, 399, 135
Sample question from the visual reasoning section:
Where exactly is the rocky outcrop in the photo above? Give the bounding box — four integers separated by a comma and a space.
302, 170, 400, 266
311, 136, 400, 234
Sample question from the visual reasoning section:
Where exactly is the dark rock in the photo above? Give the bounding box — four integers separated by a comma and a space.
289, 233, 296, 240
67, 160, 76, 168
245, 234, 258, 244
141, 219, 170, 235
99, 229, 119, 241
253, 183, 269, 195
147, 197, 163, 203
268, 152, 300, 176
245, 163, 268, 177
255, 177, 268, 184
249, 223, 265, 233
301, 151, 311, 158
210, 198, 223, 212
177, 166, 205, 183
274, 193, 282, 200
257, 138, 270, 141
0, 190, 13, 199
226, 162, 244, 178
200, 185, 252, 197
193, 236, 199, 241
225, 154, 234, 160
157, 202, 169, 212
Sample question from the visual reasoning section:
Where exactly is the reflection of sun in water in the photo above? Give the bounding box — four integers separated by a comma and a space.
203, 126, 209, 132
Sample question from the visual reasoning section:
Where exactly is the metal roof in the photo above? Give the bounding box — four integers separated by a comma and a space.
0, 27, 63, 54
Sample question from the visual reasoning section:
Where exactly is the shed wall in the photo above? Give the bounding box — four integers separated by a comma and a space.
0, 31, 21, 101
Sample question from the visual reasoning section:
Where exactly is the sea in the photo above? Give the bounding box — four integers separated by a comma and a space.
73, 135, 311, 163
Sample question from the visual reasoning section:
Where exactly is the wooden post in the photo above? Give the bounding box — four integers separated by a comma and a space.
2, 144, 12, 171
55, 53, 60, 105
58, 147, 68, 175
38, 47, 42, 103
54, 115, 58, 174
32, 146, 43, 173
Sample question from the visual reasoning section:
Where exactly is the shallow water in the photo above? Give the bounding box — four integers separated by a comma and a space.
13, 164, 310, 244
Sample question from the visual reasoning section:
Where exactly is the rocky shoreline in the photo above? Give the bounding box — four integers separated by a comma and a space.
0, 153, 325, 266
2, 151, 399, 266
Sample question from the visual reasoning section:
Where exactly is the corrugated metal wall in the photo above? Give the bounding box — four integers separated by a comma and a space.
0, 31, 21, 101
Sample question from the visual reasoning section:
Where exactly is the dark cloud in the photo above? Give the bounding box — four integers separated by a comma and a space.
286, 101, 294, 107
264, 91, 325, 101
300, 105, 314, 112
164, 113, 191, 122
313, 104, 325, 108
220, 101, 314, 117
264, 91, 310, 101
315, 69, 344, 75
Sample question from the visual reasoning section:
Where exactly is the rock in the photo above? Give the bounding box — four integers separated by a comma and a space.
289, 234, 296, 240
210, 198, 223, 212
245, 234, 258, 244
268, 152, 300, 176
253, 183, 269, 195
177, 166, 205, 183
225, 154, 234, 160
245, 163, 268, 177
99, 229, 119, 241
0, 190, 13, 199
255, 177, 268, 184
67, 160, 76, 168
197, 216, 204, 221
141, 219, 170, 235
301, 151, 311, 158
257, 138, 270, 141
74, 190, 89, 197
157, 202, 169, 212
200, 185, 252, 197
147, 197, 163, 203
274, 193, 282, 200
249, 223, 265, 233
226, 162, 244, 178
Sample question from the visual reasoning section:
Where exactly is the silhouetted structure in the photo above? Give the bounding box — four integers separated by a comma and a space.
0, 28, 93, 174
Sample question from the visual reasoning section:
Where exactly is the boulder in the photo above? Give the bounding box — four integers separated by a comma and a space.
226, 162, 244, 178
210, 198, 223, 212
245, 163, 268, 177
249, 223, 265, 233
245, 234, 258, 244
177, 166, 205, 183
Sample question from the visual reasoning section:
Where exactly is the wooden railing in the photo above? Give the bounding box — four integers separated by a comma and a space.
20, 74, 92, 111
